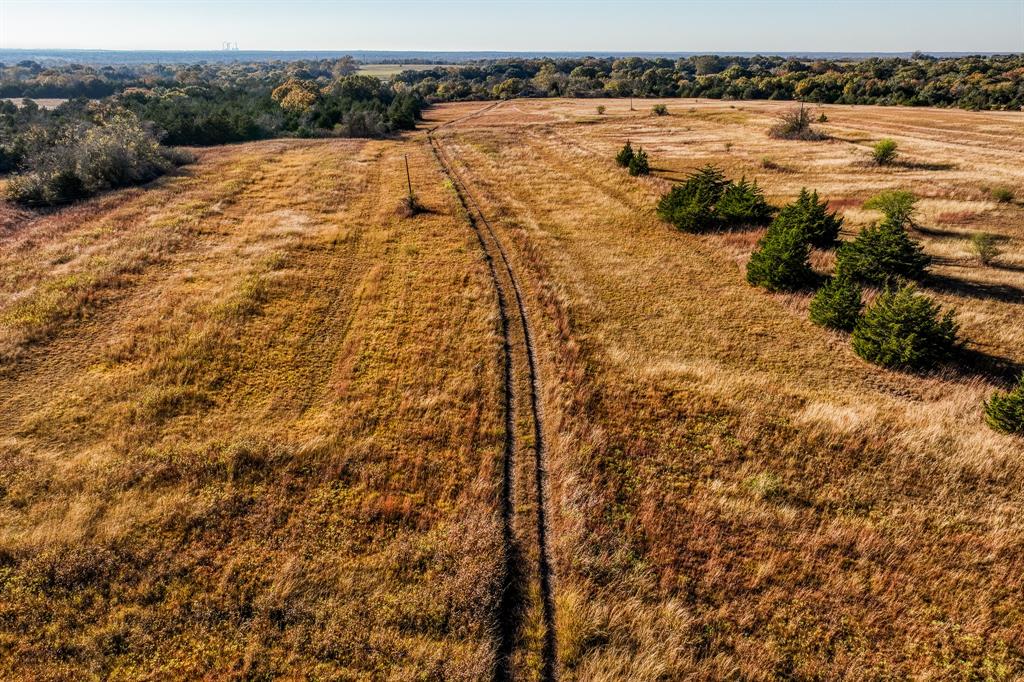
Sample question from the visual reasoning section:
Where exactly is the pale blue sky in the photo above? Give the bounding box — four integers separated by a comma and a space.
0, 0, 1021, 53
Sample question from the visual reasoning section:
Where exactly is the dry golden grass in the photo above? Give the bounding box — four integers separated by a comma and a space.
426, 98, 1024, 679
3, 98, 1024, 679
0, 136, 509, 677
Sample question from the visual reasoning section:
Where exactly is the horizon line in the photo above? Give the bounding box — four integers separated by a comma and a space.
2, 47, 1018, 56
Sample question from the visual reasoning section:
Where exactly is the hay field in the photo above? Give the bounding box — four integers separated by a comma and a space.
427, 98, 1024, 679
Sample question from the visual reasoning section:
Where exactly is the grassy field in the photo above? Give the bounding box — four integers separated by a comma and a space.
0, 137, 508, 677
1, 98, 1022, 678
357, 63, 453, 79
428, 98, 1024, 679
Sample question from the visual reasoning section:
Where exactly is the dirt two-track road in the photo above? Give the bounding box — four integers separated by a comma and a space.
430, 102, 559, 681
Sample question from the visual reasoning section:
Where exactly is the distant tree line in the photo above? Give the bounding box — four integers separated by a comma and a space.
3, 54, 1023, 111
114, 75, 422, 146
394, 54, 1024, 110
1, 69, 424, 205
1, 58, 424, 147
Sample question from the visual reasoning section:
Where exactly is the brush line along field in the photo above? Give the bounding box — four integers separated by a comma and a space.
1, 98, 1023, 679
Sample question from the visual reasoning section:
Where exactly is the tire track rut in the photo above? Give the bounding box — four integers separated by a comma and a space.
427, 104, 557, 682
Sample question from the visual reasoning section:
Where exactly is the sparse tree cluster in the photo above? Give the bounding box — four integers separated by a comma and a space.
730, 182, 963, 373
615, 141, 650, 176
3, 104, 190, 206
745, 187, 839, 291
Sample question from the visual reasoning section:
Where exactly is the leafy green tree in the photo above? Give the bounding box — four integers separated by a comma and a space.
615, 140, 634, 167
809, 275, 862, 331
746, 223, 814, 291
716, 177, 774, 227
836, 220, 930, 285
656, 165, 729, 232
852, 284, 959, 370
985, 376, 1024, 435
773, 188, 843, 247
271, 78, 322, 113
628, 147, 650, 176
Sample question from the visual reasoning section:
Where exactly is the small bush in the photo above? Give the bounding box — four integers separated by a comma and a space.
990, 186, 1015, 203
872, 138, 898, 165
852, 284, 959, 370
615, 140, 634, 168
774, 188, 843, 248
652, 104, 668, 116
596, 105, 606, 115
768, 105, 826, 140
746, 223, 815, 292
656, 165, 730, 232
970, 232, 1001, 266
628, 147, 650, 176
817, 113, 828, 123
836, 220, 930, 285
985, 376, 1024, 435
761, 157, 780, 171
809, 275, 862, 331
864, 190, 917, 228
716, 177, 773, 227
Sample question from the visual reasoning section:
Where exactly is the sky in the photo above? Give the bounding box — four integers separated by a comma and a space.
0, 0, 1021, 53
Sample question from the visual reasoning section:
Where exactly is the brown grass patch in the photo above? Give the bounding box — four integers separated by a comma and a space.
0, 137, 507, 678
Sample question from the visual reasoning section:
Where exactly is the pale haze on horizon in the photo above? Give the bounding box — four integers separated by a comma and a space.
0, 0, 1022, 53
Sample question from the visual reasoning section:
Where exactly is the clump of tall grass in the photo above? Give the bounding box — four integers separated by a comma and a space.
872, 138, 899, 165
989, 186, 1015, 203
970, 232, 1001, 266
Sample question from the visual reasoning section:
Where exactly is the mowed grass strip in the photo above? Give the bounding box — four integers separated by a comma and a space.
0, 137, 508, 678
440, 99, 1024, 680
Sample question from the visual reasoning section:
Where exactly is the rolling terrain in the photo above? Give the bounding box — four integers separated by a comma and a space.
1, 98, 1023, 679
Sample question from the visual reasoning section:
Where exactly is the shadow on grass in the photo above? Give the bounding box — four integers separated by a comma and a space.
914, 224, 975, 239
925, 272, 1024, 304
896, 160, 957, 171
954, 347, 1024, 387
494, 538, 528, 682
